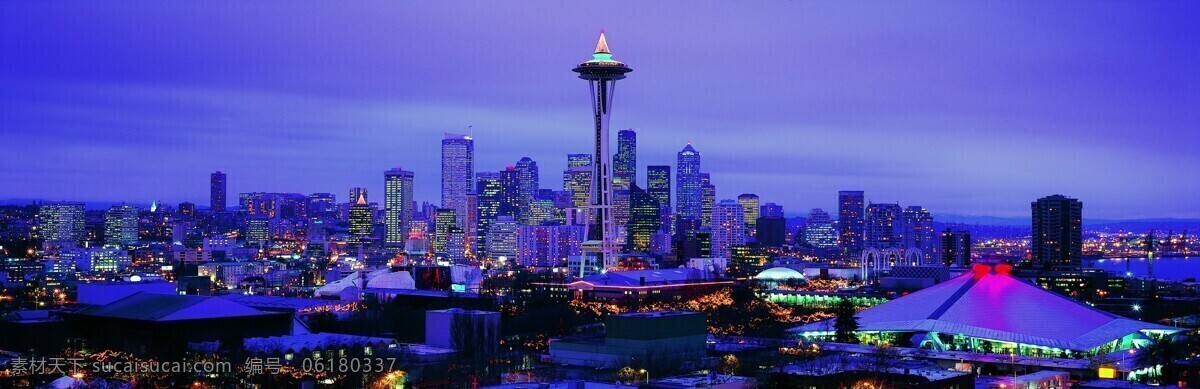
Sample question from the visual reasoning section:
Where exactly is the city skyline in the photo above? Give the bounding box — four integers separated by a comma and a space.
3, 2, 1199, 219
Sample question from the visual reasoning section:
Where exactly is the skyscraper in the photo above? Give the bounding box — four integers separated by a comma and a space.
900, 205, 935, 264
626, 184, 660, 252
676, 144, 702, 235
486, 216, 520, 263
1032, 194, 1083, 270
711, 200, 746, 259
837, 191, 865, 257
499, 167, 521, 220
210, 171, 226, 212
36, 203, 85, 246
433, 208, 457, 257
348, 192, 374, 239
563, 155, 593, 209
441, 133, 474, 230
573, 31, 632, 273
613, 129, 636, 189
646, 165, 671, 212
865, 202, 902, 249
737, 193, 760, 237
103, 205, 139, 247
475, 172, 502, 251
700, 173, 715, 229
384, 167, 415, 247
515, 157, 539, 224
755, 215, 786, 248
940, 228, 972, 267
805, 208, 838, 249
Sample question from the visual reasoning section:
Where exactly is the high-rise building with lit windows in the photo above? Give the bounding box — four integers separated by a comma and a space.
837, 191, 865, 257
515, 157, 539, 224
349, 187, 368, 205
613, 129, 636, 189
804, 208, 837, 249
737, 193, 759, 237
711, 200, 745, 259
626, 184, 660, 252
486, 216, 519, 263
433, 208, 457, 257
940, 228, 972, 267
563, 163, 592, 209
675, 144, 702, 231
475, 172, 502, 251
1032, 194, 1083, 270
441, 133, 474, 230
210, 171, 226, 212
36, 202, 85, 246
103, 205, 139, 247
700, 173, 715, 229
384, 167, 415, 247
900, 205, 935, 264
348, 192, 374, 238
866, 202, 902, 249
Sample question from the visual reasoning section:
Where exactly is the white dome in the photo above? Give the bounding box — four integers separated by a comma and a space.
755, 267, 805, 281
366, 271, 415, 290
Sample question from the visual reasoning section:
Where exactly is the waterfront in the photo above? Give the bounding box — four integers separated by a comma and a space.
1088, 256, 1200, 282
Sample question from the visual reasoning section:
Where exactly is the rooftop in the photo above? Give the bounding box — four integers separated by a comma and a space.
71, 292, 271, 321
793, 264, 1179, 351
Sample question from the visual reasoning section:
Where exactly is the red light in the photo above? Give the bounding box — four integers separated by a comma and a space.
995, 263, 1013, 275
972, 263, 991, 275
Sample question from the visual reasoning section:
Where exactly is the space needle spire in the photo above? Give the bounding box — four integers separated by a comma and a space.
573, 31, 632, 276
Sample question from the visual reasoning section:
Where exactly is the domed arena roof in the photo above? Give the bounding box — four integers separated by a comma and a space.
755, 267, 805, 281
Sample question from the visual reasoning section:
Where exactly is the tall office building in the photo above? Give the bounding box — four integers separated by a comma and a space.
498, 167, 521, 219
486, 216, 520, 263
760, 202, 784, 218
711, 200, 746, 259
515, 157, 539, 224
210, 171, 227, 212
433, 209, 457, 257
700, 173, 715, 229
675, 144, 702, 233
805, 208, 838, 248
737, 194, 760, 237
837, 191, 865, 257
900, 205, 935, 264
646, 165, 671, 212
626, 184, 660, 252
475, 172, 502, 251
36, 203, 85, 246
866, 202, 902, 249
384, 168, 415, 247
563, 155, 593, 209
613, 129, 636, 189
573, 32, 632, 273
348, 192, 374, 238
1032, 194, 1083, 270
103, 205, 139, 247
940, 228, 972, 267
441, 133, 475, 230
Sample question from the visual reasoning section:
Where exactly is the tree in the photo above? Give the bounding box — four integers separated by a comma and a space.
833, 298, 860, 344
717, 354, 741, 380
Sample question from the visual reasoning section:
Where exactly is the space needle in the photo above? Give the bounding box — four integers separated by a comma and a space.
573, 31, 631, 276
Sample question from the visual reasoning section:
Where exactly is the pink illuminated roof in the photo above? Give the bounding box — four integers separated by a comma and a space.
793, 266, 1178, 350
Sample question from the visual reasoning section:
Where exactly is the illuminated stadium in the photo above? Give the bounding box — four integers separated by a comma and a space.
791, 263, 1181, 358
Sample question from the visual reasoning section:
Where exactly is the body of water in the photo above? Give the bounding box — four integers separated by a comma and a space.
1087, 256, 1200, 282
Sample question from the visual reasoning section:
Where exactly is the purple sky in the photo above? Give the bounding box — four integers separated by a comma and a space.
2, 1, 1198, 219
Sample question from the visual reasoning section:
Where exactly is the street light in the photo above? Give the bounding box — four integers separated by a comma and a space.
1132, 304, 1142, 312
639, 369, 649, 383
